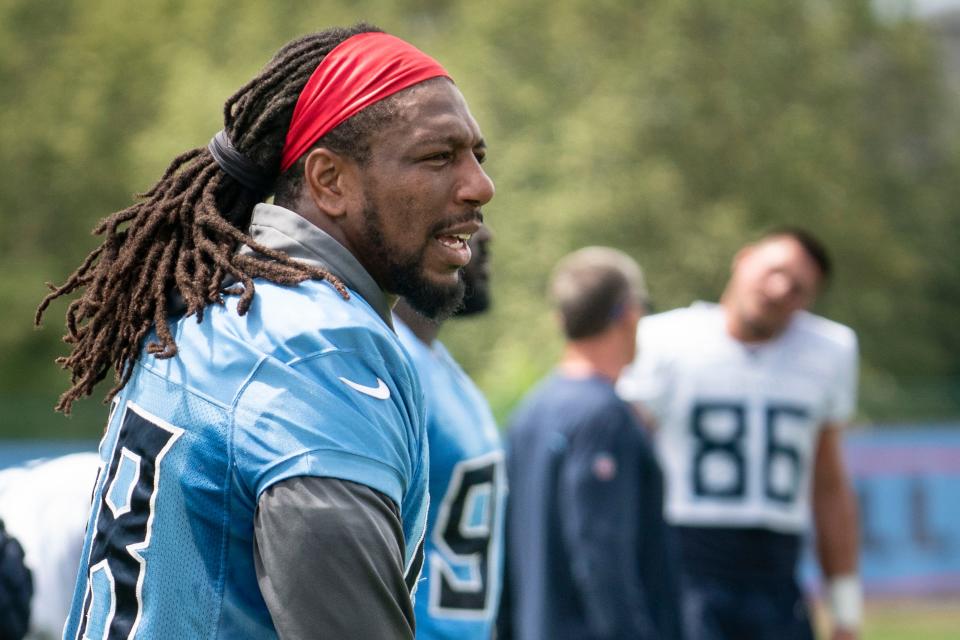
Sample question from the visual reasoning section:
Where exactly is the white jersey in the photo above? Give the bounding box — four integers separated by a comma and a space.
0, 452, 101, 639
617, 302, 858, 534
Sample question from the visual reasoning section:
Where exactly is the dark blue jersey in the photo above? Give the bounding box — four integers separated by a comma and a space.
501, 373, 683, 640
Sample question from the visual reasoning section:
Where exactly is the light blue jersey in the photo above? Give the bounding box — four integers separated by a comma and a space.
63, 205, 428, 640
396, 319, 505, 640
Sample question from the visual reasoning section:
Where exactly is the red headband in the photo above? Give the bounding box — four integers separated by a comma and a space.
280, 32, 451, 172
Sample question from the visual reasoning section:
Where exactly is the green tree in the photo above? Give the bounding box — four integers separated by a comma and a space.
2, 0, 958, 437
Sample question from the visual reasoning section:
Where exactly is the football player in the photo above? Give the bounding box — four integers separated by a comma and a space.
618, 228, 861, 640
0, 453, 100, 639
394, 225, 506, 639
37, 25, 494, 639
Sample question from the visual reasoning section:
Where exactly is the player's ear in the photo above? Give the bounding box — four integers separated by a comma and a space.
551, 310, 568, 337
731, 245, 754, 273
302, 148, 361, 219
618, 303, 642, 337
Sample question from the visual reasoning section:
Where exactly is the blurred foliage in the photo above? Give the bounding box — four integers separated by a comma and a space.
2, 0, 959, 437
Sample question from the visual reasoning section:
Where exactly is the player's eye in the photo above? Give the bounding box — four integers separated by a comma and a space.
423, 151, 453, 163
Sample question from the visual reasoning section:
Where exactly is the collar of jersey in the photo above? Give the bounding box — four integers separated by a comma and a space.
239, 203, 394, 330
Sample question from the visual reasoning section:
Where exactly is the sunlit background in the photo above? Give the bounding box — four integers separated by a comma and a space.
1, 0, 958, 637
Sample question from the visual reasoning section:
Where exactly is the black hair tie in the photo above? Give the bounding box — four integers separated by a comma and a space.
207, 130, 276, 194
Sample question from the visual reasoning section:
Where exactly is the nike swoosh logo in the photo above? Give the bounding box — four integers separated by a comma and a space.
338, 376, 391, 400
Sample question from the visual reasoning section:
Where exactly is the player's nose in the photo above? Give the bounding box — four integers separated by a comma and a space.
457, 157, 495, 208
765, 272, 796, 303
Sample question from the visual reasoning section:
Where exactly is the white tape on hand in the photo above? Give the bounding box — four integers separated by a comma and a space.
827, 574, 863, 630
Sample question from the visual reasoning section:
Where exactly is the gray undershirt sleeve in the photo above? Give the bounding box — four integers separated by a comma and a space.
254, 476, 415, 639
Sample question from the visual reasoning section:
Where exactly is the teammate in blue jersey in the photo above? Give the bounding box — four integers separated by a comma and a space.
394, 225, 506, 640
500, 247, 684, 640
36, 24, 494, 639
618, 229, 861, 640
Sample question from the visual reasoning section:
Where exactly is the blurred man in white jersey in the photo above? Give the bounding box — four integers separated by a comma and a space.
618, 229, 861, 640
0, 452, 100, 639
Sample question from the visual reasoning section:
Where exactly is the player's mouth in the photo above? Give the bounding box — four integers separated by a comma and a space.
433, 220, 481, 267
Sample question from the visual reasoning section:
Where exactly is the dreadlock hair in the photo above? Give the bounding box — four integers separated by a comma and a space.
36, 23, 396, 414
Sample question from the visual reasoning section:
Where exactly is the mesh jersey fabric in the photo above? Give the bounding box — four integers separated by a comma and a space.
63, 272, 428, 639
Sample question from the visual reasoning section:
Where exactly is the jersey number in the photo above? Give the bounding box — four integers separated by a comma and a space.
691, 402, 808, 504
430, 452, 504, 617
76, 402, 183, 640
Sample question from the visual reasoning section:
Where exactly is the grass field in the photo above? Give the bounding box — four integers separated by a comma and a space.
814, 597, 960, 640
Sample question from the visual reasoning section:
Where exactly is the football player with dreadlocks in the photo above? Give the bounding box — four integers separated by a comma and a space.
38, 24, 494, 639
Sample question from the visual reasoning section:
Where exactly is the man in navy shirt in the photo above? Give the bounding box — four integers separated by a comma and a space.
500, 247, 683, 640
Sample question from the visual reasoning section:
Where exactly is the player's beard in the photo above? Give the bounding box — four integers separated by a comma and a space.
737, 301, 788, 341
456, 270, 489, 317
360, 204, 466, 321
